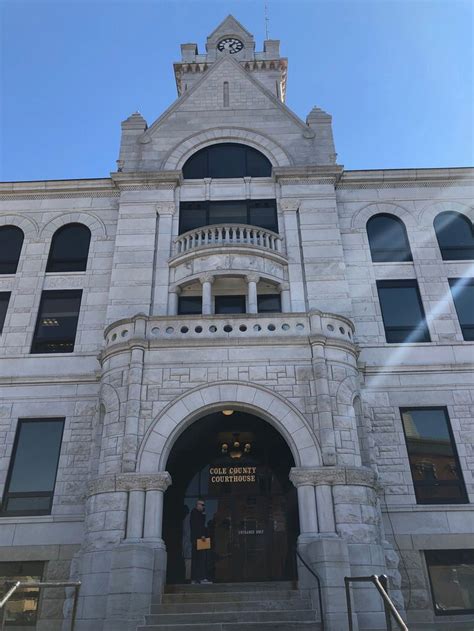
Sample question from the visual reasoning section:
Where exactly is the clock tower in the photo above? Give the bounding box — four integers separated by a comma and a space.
174, 14, 288, 101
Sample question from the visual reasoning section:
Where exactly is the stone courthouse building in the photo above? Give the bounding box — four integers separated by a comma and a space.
0, 14, 473, 631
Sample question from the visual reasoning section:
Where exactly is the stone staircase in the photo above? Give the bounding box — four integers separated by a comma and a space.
137, 581, 322, 631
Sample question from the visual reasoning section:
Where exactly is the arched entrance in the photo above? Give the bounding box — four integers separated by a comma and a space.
163, 410, 298, 584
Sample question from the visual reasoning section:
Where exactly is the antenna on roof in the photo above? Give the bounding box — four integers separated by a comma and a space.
264, 0, 270, 40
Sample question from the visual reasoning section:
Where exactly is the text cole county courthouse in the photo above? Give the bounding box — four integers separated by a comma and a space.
0, 15, 473, 631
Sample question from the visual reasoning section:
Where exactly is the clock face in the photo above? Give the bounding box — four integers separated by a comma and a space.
217, 38, 244, 54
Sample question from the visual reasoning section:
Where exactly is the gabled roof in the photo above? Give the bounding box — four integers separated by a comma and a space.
206, 15, 254, 41
146, 53, 311, 138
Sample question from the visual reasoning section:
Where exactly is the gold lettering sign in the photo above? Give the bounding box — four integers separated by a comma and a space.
209, 466, 257, 484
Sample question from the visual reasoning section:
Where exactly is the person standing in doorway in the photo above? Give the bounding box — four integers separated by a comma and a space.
182, 505, 192, 582
190, 499, 212, 584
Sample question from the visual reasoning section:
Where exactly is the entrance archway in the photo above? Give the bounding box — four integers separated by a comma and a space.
163, 410, 298, 584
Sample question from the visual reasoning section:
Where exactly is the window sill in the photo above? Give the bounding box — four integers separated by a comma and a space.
0, 514, 84, 523
44, 271, 86, 276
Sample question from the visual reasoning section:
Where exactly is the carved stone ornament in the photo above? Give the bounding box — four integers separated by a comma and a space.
245, 273, 260, 284
88, 472, 172, 496
155, 202, 176, 216
290, 466, 377, 488
279, 199, 300, 212
199, 273, 215, 285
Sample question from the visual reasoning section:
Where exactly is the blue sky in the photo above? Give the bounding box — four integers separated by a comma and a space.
1, 0, 472, 181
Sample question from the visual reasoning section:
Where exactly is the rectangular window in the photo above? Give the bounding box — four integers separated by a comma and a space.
178, 296, 202, 315
31, 290, 82, 354
257, 294, 282, 313
0, 561, 44, 626
401, 408, 467, 504
425, 550, 474, 615
2, 418, 65, 515
377, 280, 430, 343
449, 278, 474, 341
214, 295, 246, 315
0, 292, 10, 333
179, 200, 278, 234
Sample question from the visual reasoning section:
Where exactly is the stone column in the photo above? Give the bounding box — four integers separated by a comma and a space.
279, 198, 306, 312
245, 273, 259, 314
168, 285, 181, 316
200, 273, 214, 315
279, 282, 291, 312
153, 201, 177, 315
144, 472, 172, 541
126, 489, 146, 540
290, 469, 319, 538
123, 316, 146, 472
315, 484, 335, 533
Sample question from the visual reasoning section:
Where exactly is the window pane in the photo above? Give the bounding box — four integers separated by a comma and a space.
2, 419, 64, 515
449, 278, 474, 341
0, 561, 44, 627
401, 408, 467, 504
31, 290, 82, 354
246, 147, 272, 177
182, 150, 208, 179
367, 215, 412, 262
179, 203, 208, 234
208, 144, 246, 178
0, 292, 10, 333
215, 295, 246, 314
426, 550, 474, 615
434, 212, 474, 260
46, 224, 91, 273
0, 226, 24, 274
257, 294, 281, 313
377, 281, 430, 343
209, 201, 247, 225
249, 201, 278, 232
178, 296, 202, 315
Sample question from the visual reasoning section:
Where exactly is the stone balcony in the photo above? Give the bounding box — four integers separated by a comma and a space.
173, 224, 283, 256
103, 311, 355, 351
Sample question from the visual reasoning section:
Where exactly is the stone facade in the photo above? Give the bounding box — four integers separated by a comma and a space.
0, 15, 473, 631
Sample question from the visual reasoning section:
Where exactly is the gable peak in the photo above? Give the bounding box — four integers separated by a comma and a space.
206, 15, 253, 43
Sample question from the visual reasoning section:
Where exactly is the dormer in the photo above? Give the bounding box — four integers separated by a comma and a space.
173, 14, 288, 101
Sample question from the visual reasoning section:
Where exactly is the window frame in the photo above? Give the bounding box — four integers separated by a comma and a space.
400, 406, 468, 505
0, 226, 24, 275
366, 213, 413, 263
425, 549, 474, 616
31, 289, 83, 355
1, 418, 65, 517
0, 292, 11, 334
0, 561, 45, 626
46, 223, 91, 273
434, 212, 474, 261
257, 293, 282, 313
449, 278, 474, 341
177, 296, 203, 315
376, 279, 431, 343
179, 199, 278, 235
182, 143, 272, 179
214, 295, 247, 315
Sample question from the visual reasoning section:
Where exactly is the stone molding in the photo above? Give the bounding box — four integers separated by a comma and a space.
199, 273, 216, 284
245, 273, 260, 284
279, 198, 300, 212
88, 472, 172, 496
290, 466, 377, 488
111, 171, 182, 191
155, 202, 177, 216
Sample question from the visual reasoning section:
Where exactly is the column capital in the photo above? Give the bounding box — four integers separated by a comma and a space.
88, 472, 172, 495
279, 198, 300, 212
169, 285, 182, 296
245, 273, 260, 284
278, 282, 290, 291
199, 273, 215, 285
155, 202, 176, 216
290, 466, 377, 488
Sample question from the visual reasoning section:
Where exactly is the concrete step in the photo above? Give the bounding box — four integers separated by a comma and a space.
145, 609, 317, 625
160, 589, 303, 604
164, 581, 296, 593
137, 623, 322, 631
152, 598, 312, 614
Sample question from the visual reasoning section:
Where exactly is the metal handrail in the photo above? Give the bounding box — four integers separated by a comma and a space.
295, 548, 325, 631
0, 580, 81, 631
344, 574, 408, 631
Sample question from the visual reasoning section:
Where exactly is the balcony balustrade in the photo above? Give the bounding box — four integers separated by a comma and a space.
174, 224, 283, 255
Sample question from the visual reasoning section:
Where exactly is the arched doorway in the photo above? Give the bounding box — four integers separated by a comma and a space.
163, 410, 298, 584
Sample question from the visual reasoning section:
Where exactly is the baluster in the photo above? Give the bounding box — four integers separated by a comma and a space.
263, 232, 268, 248
217, 227, 223, 245
276, 237, 281, 252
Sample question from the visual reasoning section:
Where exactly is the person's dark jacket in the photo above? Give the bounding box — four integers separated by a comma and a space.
190, 508, 206, 541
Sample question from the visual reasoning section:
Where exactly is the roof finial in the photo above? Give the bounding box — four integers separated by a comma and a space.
264, 0, 270, 39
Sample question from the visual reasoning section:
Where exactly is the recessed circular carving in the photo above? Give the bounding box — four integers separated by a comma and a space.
253, 324, 262, 332
282, 323, 290, 331
296, 323, 304, 330
268, 324, 276, 331
209, 325, 217, 333
339, 327, 345, 334
327, 324, 334, 331
121, 330, 128, 337
111, 333, 117, 341
195, 326, 203, 333
151, 327, 160, 335
239, 325, 247, 332
223, 325, 233, 333
180, 326, 189, 334
166, 327, 174, 334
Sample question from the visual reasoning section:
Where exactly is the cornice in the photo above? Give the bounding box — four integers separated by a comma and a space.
290, 466, 377, 488
338, 167, 474, 189
88, 472, 172, 496
274, 165, 344, 185
0, 178, 118, 200
110, 171, 182, 190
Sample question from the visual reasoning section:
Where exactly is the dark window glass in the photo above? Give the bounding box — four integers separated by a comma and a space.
367, 214, 412, 262
257, 294, 282, 313
377, 280, 430, 343
2, 419, 65, 515
0, 226, 24, 274
401, 408, 467, 504
214, 295, 246, 314
178, 296, 202, 315
0, 293, 10, 333
31, 290, 82, 354
434, 212, 474, 260
46, 223, 91, 272
182, 143, 272, 179
0, 561, 44, 626
449, 278, 474, 341
425, 550, 474, 615
179, 200, 278, 234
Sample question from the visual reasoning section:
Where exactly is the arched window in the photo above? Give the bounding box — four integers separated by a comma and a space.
46, 224, 91, 272
0, 226, 24, 274
367, 214, 412, 262
434, 211, 474, 260
182, 143, 272, 179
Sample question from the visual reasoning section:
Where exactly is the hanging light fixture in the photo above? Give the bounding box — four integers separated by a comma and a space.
222, 409, 234, 416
